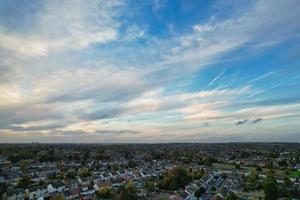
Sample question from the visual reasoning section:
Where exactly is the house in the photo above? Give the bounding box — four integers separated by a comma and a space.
31, 173, 44, 183
92, 171, 101, 178
65, 179, 80, 190
101, 172, 110, 181
111, 182, 121, 191
137, 189, 147, 198
26, 186, 48, 200
47, 181, 65, 195
168, 194, 185, 200
6, 188, 25, 200
215, 193, 225, 200
109, 171, 119, 179
93, 184, 99, 191
78, 176, 93, 186
184, 183, 199, 200
45, 167, 60, 177
0, 176, 5, 184
6, 171, 21, 185
80, 185, 95, 200
63, 189, 80, 200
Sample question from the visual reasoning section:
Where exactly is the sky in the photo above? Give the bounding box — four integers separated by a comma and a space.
0, 0, 300, 143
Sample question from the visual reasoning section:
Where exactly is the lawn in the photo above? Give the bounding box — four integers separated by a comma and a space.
212, 163, 284, 175
212, 163, 236, 170
289, 170, 300, 178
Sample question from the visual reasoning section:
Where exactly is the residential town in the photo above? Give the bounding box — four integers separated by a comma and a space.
0, 143, 299, 200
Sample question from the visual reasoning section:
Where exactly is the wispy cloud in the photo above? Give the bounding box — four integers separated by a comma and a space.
208, 68, 226, 87
0, 0, 122, 57
0, 0, 300, 142
250, 71, 275, 83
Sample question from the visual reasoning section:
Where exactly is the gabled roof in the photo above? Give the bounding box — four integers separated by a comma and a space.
28, 186, 47, 192
63, 190, 72, 197
7, 188, 25, 196
51, 181, 65, 188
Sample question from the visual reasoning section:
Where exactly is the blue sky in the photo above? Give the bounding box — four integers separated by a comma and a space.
0, 0, 300, 143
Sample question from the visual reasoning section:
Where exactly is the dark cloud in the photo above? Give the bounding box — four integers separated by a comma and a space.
0, 64, 15, 84
235, 119, 247, 125
56, 130, 87, 136
94, 130, 140, 135
78, 106, 122, 120
203, 122, 210, 127
58, 129, 140, 136
252, 118, 263, 124
0, 104, 65, 129
9, 124, 66, 132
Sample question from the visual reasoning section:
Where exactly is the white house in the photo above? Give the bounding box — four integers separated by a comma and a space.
26, 187, 48, 200
47, 182, 65, 195
80, 186, 95, 199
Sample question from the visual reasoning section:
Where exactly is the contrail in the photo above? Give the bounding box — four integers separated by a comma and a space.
248, 73, 300, 98
250, 71, 274, 83
208, 68, 226, 87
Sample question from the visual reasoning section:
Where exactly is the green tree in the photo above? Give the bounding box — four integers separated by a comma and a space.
211, 186, 216, 192
263, 171, 279, 200
128, 160, 137, 168
284, 176, 292, 187
225, 192, 238, 200
83, 151, 90, 161
157, 197, 168, 200
79, 167, 90, 177
66, 171, 76, 179
278, 160, 287, 168
0, 183, 8, 197
113, 163, 120, 171
20, 160, 31, 171
246, 169, 258, 189
59, 172, 64, 179
118, 182, 138, 200
194, 186, 205, 199
235, 164, 240, 169
169, 167, 190, 189
190, 169, 204, 180
17, 175, 31, 188
144, 181, 155, 192
169, 177, 178, 190
256, 166, 262, 171
96, 187, 111, 199
51, 193, 65, 200
159, 167, 191, 190
205, 156, 215, 166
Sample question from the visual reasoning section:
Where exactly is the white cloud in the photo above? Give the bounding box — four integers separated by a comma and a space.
122, 87, 250, 117
151, 0, 300, 75
184, 102, 300, 124
0, 0, 300, 142
0, 0, 121, 57
0, 33, 50, 56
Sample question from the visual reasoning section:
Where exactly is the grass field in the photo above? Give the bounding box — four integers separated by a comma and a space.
212, 163, 235, 170
289, 170, 300, 178
237, 190, 264, 200
212, 163, 284, 175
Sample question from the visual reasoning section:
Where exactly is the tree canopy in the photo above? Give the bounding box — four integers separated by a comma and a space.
159, 166, 191, 190
263, 170, 279, 200
118, 182, 138, 200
